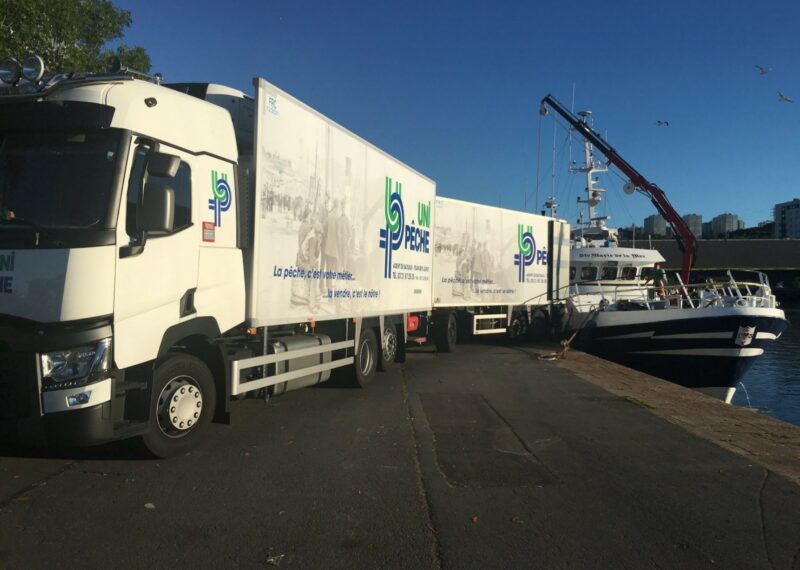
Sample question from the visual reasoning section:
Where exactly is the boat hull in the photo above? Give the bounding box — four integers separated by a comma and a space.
566, 307, 789, 402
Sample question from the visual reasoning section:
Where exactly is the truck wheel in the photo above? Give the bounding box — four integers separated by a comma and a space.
353, 328, 377, 387
378, 324, 398, 371
506, 313, 528, 343
435, 311, 457, 353
140, 353, 216, 458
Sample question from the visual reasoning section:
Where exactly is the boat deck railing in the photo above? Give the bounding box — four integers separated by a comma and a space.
570, 270, 780, 312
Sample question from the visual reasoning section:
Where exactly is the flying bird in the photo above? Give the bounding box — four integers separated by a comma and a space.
778, 91, 793, 103
756, 65, 771, 75
656, 120, 669, 126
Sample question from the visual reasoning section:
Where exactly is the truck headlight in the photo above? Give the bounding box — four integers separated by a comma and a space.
40, 338, 112, 390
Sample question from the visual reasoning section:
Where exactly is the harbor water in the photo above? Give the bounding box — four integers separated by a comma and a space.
732, 309, 800, 425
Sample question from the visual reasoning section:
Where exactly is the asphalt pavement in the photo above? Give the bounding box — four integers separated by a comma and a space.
1, 341, 799, 569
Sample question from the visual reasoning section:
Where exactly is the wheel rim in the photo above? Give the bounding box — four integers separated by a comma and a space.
383, 327, 397, 361
156, 375, 203, 439
359, 338, 374, 374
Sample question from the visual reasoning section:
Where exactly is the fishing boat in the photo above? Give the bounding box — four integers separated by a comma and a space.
540, 95, 789, 402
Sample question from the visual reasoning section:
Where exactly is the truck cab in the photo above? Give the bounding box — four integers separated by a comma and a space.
0, 63, 245, 453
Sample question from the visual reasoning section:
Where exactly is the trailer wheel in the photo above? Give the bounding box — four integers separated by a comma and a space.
435, 311, 457, 353
140, 353, 216, 458
529, 308, 550, 340
378, 324, 398, 371
353, 328, 378, 387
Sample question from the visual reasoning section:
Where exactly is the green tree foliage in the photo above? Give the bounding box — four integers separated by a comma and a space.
0, 0, 150, 74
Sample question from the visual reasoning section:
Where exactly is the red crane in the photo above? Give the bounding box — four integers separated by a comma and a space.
540, 94, 697, 284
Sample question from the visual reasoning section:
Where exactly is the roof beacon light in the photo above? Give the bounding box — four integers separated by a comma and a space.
21, 55, 45, 82
0, 57, 22, 85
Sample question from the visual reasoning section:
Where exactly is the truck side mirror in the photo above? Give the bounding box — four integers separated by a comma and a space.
138, 183, 175, 233
146, 152, 180, 178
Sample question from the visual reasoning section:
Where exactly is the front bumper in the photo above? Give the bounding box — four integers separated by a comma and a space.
2, 401, 116, 447
0, 315, 124, 447
0, 351, 117, 447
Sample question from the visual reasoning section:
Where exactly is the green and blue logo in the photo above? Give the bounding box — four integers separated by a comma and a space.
378, 177, 430, 279
208, 171, 232, 227
514, 224, 536, 282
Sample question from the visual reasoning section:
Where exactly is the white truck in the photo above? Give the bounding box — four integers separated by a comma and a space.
406, 197, 570, 351
0, 56, 566, 456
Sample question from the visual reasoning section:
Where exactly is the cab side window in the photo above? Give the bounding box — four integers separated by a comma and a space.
640, 267, 654, 281
126, 146, 192, 241
125, 146, 147, 241
621, 266, 637, 280
569, 266, 576, 281
169, 164, 192, 230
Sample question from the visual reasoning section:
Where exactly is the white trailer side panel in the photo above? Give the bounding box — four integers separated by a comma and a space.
433, 197, 564, 307
249, 78, 435, 326
549, 219, 571, 300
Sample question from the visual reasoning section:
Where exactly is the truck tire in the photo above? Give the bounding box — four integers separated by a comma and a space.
140, 353, 216, 458
506, 312, 528, 343
435, 311, 457, 353
353, 328, 377, 387
378, 324, 399, 371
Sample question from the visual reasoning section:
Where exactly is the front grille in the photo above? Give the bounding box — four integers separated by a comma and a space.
0, 351, 36, 419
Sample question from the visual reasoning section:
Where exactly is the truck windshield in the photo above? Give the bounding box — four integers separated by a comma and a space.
0, 129, 122, 230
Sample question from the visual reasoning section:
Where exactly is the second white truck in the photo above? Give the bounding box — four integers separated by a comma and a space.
407, 197, 570, 351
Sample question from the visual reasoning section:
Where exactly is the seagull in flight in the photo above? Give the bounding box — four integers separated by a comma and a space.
778, 91, 793, 103
655, 120, 669, 126
756, 65, 771, 75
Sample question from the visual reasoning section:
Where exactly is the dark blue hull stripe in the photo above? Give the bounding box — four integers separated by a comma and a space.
570, 314, 789, 389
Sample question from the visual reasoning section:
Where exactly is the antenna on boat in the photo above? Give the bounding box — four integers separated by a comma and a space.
570, 110, 609, 232
544, 196, 558, 218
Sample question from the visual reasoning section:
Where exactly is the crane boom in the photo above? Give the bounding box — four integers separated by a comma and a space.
540, 94, 697, 283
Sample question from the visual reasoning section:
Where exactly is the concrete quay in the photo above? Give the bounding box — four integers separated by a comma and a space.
1, 341, 798, 568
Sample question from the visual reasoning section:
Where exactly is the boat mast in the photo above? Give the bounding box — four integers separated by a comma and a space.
570, 111, 609, 235
540, 93, 697, 282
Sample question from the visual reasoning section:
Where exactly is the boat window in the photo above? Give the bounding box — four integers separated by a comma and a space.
580, 266, 598, 281
641, 267, 654, 281
601, 263, 618, 280
621, 266, 637, 280
569, 266, 576, 281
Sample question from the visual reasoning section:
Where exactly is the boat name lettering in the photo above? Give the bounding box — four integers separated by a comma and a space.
577, 252, 646, 259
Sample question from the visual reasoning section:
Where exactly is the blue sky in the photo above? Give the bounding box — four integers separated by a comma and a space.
116, 0, 799, 229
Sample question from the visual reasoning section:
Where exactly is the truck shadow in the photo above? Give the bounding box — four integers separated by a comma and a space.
0, 439, 146, 461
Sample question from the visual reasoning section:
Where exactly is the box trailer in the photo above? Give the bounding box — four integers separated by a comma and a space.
407, 197, 570, 350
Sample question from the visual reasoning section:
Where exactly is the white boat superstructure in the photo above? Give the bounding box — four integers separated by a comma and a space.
565, 109, 665, 300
